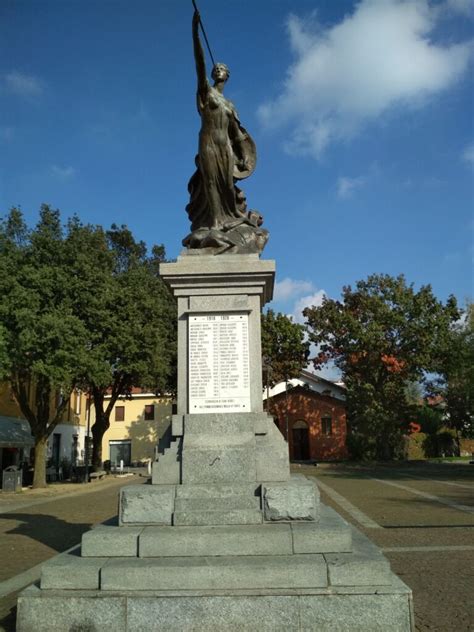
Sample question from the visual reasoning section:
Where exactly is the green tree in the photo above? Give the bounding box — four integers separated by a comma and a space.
428, 303, 474, 452
0, 206, 88, 487
261, 309, 310, 389
67, 222, 177, 470
303, 274, 459, 460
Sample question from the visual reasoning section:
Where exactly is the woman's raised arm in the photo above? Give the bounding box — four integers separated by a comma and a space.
192, 10, 207, 98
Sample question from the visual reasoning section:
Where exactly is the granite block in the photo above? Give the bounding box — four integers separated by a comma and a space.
151, 451, 180, 485
127, 595, 300, 631
263, 476, 319, 521
175, 483, 259, 498
184, 413, 255, 435
174, 495, 260, 511
325, 527, 392, 586
299, 591, 413, 631
256, 424, 291, 482
17, 581, 413, 632
171, 413, 184, 436
181, 445, 257, 484
119, 485, 175, 526
325, 551, 392, 587
81, 525, 142, 557
101, 554, 328, 591
40, 554, 105, 590
17, 586, 127, 632
173, 508, 263, 526
291, 504, 352, 553
139, 523, 293, 557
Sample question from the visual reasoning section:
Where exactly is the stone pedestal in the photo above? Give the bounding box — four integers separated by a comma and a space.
17, 253, 414, 631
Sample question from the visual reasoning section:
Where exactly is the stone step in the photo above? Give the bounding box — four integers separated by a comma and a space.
20, 579, 414, 632
175, 482, 260, 498
325, 528, 392, 586
41, 555, 105, 590
174, 495, 260, 512
81, 503, 353, 559
290, 504, 352, 554
139, 524, 293, 558
43, 537, 391, 593
173, 508, 263, 526
100, 554, 328, 591
82, 526, 142, 557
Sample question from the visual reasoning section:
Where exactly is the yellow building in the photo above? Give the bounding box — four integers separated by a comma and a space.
1, 381, 173, 474
97, 390, 172, 466
0, 382, 89, 473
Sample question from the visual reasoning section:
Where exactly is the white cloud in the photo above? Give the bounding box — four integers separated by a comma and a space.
337, 175, 367, 199
0, 127, 14, 142
274, 277, 315, 301
5, 71, 44, 97
462, 142, 474, 167
258, 0, 473, 158
292, 290, 326, 324
51, 165, 76, 180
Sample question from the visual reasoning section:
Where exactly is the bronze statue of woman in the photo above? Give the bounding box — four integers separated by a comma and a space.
183, 8, 268, 254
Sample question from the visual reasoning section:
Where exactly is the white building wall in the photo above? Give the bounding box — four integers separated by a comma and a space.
46, 423, 89, 465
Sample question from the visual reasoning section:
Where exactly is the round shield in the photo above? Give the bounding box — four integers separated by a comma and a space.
233, 129, 257, 180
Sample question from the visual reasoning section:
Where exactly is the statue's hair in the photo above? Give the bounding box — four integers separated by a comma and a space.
211, 63, 230, 81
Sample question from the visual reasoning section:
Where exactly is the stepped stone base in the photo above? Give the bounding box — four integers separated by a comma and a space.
17, 503, 414, 631
18, 580, 413, 632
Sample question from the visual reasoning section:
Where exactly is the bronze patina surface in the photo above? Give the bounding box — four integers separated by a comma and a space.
183, 9, 268, 255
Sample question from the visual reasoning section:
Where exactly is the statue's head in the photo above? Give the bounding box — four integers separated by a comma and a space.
212, 63, 230, 83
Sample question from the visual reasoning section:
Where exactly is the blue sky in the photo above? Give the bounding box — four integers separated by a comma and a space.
1, 0, 473, 334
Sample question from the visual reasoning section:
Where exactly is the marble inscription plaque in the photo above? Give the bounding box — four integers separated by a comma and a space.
188, 313, 250, 413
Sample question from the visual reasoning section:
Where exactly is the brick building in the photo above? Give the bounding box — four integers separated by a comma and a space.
265, 370, 347, 462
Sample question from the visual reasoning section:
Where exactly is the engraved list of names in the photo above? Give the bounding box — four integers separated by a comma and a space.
188, 313, 250, 413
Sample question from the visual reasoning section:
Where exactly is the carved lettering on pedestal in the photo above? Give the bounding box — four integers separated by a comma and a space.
188, 313, 250, 413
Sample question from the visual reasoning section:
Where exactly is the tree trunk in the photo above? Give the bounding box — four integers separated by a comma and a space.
91, 413, 110, 472
454, 429, 461, 457
32, 435, 48, 488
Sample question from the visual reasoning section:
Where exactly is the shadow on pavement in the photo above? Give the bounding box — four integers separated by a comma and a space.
0, 601, 16, 632
2, 513, 92, 552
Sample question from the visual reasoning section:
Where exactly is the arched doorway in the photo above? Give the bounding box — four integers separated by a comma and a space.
292, 420, 310, 460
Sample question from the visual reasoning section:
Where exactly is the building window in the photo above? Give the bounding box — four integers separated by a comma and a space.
144, 404, 155, 421
321, 415, 333, 436
115, 406, 125, 422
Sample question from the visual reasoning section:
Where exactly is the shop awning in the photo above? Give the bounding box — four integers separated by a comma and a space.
0, 416, 34, 448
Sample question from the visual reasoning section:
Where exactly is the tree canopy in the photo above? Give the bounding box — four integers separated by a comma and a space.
304, 274, 459, 460
68, 221, 176, 469
0, 206, 89, 486
261, 310, 310, 389
427, 302, 473, 448
0, 206, 176, 485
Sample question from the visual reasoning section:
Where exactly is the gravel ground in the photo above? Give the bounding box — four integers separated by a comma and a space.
294, 462, 474, 632
0, 474, 145, 631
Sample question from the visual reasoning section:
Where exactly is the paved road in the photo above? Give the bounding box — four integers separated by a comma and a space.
294, 461, 474, 632
0, 474, 145, 631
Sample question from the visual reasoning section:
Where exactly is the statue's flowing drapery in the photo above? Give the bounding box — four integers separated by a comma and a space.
183, 12, 268, 254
